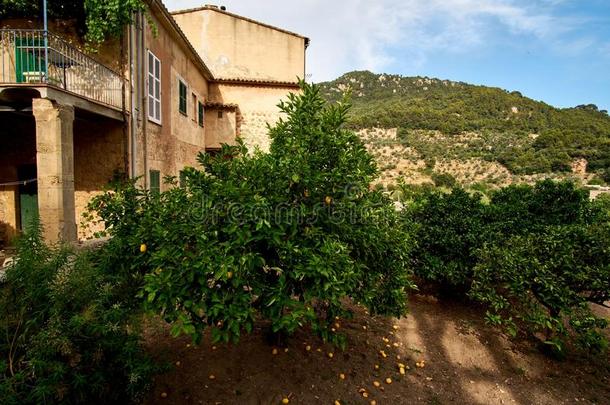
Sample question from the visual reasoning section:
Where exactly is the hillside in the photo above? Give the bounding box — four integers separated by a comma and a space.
318, 71, 610, 188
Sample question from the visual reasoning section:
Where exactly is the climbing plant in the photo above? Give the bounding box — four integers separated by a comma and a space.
83, 0, 146, 45
0, 0, 147, 45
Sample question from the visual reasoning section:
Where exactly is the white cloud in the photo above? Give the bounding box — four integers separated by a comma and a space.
165, 0, 587, 81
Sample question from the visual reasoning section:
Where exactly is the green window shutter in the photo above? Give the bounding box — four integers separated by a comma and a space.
150, 170, 160, 194
198, 102, 204, 127
179, 170, 187, 187
179, 80, 187, 115
15, 36, 46, 83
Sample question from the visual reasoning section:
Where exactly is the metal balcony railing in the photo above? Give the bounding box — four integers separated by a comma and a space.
0, 29, 123, 109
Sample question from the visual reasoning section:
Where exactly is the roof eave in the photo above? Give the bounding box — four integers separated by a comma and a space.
146, 0, 215, 81
170, 5, 310, 44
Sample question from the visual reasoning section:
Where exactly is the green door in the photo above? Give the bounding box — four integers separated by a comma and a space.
17, 165, 38, 232
15, 37, 45, 83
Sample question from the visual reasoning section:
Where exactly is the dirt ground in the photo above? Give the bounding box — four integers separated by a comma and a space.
144, 295, 610, 405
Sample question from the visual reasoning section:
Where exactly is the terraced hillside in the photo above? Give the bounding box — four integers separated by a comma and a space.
318, 71, 610, 188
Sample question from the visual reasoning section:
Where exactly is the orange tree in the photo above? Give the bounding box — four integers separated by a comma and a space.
90, 82, 414, 347
405, 181, 610, 354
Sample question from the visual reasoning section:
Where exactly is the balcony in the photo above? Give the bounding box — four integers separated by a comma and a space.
0, 29, 123, 109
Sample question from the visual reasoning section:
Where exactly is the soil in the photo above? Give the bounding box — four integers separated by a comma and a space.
143, 295, 610, 405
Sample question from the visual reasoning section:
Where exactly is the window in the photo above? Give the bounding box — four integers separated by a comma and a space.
179, 170, 187, 188
178, 79, 187, 115
147, 51, 161, 124
198, 102, 204, 127
192, 93, 197, 120
150, 170, 160, 194
218, 110, 223, 119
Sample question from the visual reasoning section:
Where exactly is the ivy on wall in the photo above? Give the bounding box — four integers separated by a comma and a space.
0, 0, 147, 45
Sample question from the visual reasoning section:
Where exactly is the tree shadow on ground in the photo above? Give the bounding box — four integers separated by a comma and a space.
143, 295, 610, 405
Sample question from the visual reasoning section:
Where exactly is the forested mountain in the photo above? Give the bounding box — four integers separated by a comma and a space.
318, 71, 610, 187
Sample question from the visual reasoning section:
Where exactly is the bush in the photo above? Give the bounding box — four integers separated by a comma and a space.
489, 180, 598, 234
91, 82, 415, 348
472, 224, 610, 353
405, 180, 610, 353
408, 187, 488, 288
430, 172, 457, 188
0, 221, 155, 404
593, 193, 610, 217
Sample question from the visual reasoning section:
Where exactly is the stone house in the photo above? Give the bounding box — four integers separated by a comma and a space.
0, 2, 308, 245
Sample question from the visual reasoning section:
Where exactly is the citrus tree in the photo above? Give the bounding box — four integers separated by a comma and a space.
472, 223, 610, 354
404, 181, 610, 353
91, 82, 415, 347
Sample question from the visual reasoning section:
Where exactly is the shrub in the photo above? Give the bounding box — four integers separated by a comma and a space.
472, 224, 610, 353
405, 180, 610, 353
602, 168, 610, 184
0, 221, 155, 404
408, 187, 488, 288
91, 82, 415, 348
430, 172, 457, 188
488, 180, 602, 237
593, 193, 610, 217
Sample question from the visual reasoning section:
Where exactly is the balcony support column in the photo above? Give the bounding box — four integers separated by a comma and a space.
33, 98, 76, 242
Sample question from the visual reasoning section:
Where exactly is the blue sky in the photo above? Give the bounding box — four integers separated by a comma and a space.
166, 0, 610, 111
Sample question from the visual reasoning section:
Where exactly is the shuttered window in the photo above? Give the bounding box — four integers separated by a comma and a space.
150, 170, 160, 194
198, 101, 204, 127
147, 51, 161, 124
178, 79, 187, 115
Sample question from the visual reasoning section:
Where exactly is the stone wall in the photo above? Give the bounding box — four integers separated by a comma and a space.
205, 108, 237, 149
0, 114, 36, 246
237, 110, 280, 152
208, 83, 299, 152
0, 188, 18, 246
73, 116, 125, 240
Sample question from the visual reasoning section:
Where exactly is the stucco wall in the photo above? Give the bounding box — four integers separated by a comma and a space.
172, 8, 306, 83
209, 83, 299, 152
143, 12, 209, 189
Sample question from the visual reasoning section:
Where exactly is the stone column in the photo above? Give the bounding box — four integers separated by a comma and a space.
32, 99, 76, 242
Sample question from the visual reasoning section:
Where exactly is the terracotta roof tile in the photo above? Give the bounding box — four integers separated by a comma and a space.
213, 77, 302, 87
204, 101, 238, 109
